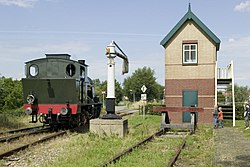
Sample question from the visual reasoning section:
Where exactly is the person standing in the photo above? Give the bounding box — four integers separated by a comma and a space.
244, 104, 249, 130
212, 105, 218, 128
218, 107, 223, 128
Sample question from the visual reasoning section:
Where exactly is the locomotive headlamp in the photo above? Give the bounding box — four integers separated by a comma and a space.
60, 107, 68, 115
27, 95, 35, 104
25, 107, 32, 115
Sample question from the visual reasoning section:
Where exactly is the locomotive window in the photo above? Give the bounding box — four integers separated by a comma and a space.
80, 66, 85, 78
29, 64, 39, 77
66, 64, 76, 77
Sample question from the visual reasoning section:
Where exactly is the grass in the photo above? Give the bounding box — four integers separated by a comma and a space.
109, 137, 183, 167
176, 119, 250, 167
0, 112, 35, 132
42, 114, 163, 167
234, 119, 250, 138
175, 125, 215, 167
0, 112, 218, 167
41, 114, 215, 167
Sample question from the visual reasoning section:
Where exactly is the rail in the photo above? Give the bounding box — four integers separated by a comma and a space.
0, 131, 66, 160
0, 126, 51, 143
0, 125, 48, 135
98, 129, 164, 167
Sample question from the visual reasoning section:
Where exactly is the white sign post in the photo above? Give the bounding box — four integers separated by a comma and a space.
141, 94, 147, 101
141, 85, 147, 119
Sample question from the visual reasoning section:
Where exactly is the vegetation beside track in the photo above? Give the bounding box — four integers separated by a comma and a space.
42, 113, 162, 167
3, 113, 247, 166
0, 111, 39, 132
234, 120, 250, 138
175, 125, 214, 167
175, 120, 250, 167
40, 114, 214, 167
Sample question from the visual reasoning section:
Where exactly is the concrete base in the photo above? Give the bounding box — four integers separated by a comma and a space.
89, 118, 128, 138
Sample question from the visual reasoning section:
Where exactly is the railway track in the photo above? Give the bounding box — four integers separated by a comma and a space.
0, 126, 51, 143
0, 125, 49, 135
98, 129, 190, 167
167, 138, 187, 167
0, 130, 67, 160
117, 108, 139, 117
98, 129, 164, 167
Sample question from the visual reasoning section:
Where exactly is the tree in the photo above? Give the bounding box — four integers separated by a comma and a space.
234, 84, 250, 116
93, 79, 123, 105
0, 77, 4, 110
123, 67, 163, 102
234, 84, 250, 103
0, 77, 23, 111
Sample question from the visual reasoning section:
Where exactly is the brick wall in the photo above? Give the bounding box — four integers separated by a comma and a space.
165, 78, 215, 125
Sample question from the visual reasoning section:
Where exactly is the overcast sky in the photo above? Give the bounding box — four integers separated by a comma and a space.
0, 0, 250, 87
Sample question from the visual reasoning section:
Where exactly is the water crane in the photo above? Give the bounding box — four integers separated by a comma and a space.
102, 41, 129, 119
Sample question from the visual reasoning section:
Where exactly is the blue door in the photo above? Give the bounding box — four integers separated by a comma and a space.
182, 90, 198, 123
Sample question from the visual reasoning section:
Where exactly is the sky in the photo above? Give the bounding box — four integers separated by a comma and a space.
0, 0, 250, 87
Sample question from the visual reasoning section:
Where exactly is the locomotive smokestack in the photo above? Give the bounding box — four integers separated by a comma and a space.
78, 60, 85, 65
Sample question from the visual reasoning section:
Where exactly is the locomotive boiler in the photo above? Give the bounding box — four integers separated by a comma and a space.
22, 54, 101, 127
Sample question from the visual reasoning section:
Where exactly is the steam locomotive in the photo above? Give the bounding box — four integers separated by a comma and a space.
22, 54, 101, 127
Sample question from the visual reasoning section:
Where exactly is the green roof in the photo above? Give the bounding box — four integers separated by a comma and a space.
160, 4, 220, 50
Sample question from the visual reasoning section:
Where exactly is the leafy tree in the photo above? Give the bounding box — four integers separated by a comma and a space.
0, 77, 4, 110
234, 84, 250, 103
0, 77, 23, 111
93, 79, 123, 105
123, 67, 163, 102
115, 80, 123, 104
234, 84, 250, 118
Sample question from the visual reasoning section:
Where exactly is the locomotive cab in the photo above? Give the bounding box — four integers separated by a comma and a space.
22, 54, 101, 127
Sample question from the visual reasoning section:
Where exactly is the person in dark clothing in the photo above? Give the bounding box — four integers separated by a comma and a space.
212, 105, 218, 128
244, 104, 249, 130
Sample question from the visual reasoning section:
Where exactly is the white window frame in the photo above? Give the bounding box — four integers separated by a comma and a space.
182, 43, 198, 64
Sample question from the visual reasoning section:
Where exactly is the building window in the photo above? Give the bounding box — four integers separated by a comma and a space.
183, 43, 197, 64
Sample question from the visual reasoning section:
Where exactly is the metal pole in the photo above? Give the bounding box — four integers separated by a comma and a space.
143, 101, 145, 119
102, 41, 121, 119
133, 92, 135, 103
102, 91, 105, 109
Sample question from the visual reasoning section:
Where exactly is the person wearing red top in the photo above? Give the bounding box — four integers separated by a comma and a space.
218, 107, 223, 128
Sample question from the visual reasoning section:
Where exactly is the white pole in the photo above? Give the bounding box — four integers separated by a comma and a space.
231, 60, 235, 127
102, 40, 128, 119
107, 58, 115, 99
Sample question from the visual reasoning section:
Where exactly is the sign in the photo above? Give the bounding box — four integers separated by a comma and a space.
141, 94, 147, 101
141, 85, 147, 93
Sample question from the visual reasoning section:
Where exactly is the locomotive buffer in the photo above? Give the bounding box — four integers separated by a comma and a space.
101, 41, 129, 119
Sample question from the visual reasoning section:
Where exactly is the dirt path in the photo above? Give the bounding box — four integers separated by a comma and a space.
214, 127, 250, 167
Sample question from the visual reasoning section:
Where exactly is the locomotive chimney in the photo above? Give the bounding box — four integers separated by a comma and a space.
78, 60, 85, 65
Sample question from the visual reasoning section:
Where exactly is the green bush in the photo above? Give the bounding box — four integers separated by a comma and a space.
0, 110, 27, 130
142, 103, 162, 115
